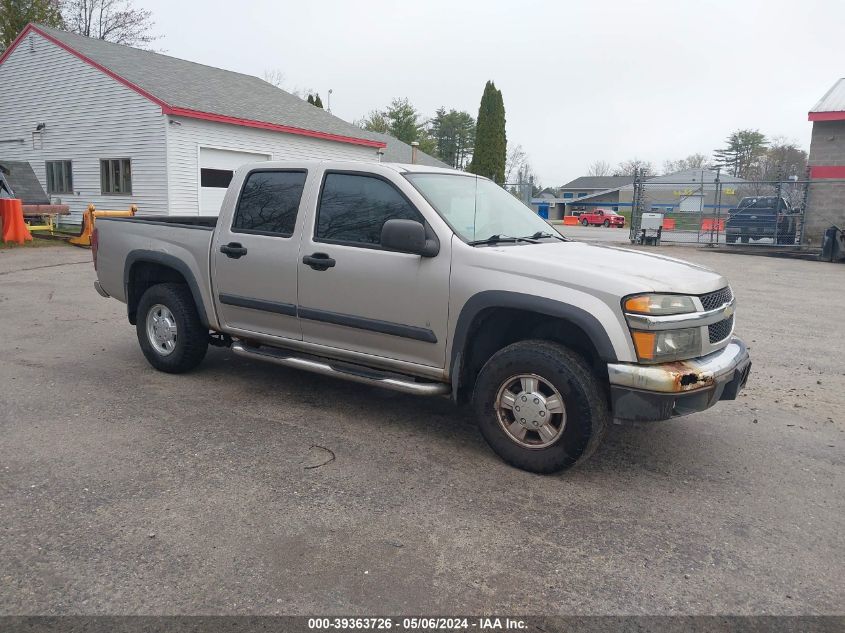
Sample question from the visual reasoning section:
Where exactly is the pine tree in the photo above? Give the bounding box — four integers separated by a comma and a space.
713, 129, 768, 179
307, 94, 315, 105
313, 94, 324, 109
468, 81, 506, 184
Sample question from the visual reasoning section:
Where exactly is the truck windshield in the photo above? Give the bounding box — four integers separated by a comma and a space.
405, 173, 556, 243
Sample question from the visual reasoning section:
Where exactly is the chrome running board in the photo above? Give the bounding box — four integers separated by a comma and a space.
231, 342, 450, 397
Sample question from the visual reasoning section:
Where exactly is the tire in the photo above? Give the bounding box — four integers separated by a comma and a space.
603, 220, 610, 227
581, 218, 589, 226
472, 340, 610, 474
726, 234, 737, 244
136, 283, 208, 373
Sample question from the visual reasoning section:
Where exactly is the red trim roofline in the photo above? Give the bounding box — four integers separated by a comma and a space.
163, 107, 386, 148
0, 24, 386, 150
808, 111, 845, 122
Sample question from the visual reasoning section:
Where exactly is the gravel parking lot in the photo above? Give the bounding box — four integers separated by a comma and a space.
1, 242, 843, 615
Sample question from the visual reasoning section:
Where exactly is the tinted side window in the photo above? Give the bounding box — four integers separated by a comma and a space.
232, 171, 307, 236
316, 173, 424, 246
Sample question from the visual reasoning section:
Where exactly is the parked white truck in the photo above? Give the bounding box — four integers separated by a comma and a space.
92, 161, 751, 473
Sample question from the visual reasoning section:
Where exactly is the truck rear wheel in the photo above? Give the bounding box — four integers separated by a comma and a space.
136, 283, 208, 373
472, 340, 609, 474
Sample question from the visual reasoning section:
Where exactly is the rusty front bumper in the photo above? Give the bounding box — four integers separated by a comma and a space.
607, 337, 751, 421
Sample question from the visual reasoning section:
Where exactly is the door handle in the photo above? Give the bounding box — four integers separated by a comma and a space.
302, 252, 336, 271
220, 242, 248, 259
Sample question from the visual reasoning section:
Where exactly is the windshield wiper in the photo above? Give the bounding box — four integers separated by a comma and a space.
525, 230, 566, 241
468, 234, 539, 246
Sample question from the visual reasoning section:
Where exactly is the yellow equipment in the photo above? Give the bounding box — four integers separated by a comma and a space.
25, 214, 57, 235
68, 204, 138, 247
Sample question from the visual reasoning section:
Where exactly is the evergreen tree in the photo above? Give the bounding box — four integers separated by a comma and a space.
307, 94, 315, 105
430, 107, 475, 169
313, 93, 323, 109
468, 81, 506, 184
713, 129, 768, 179
1, 0, 63, 52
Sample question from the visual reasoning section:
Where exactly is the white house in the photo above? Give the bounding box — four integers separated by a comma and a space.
0, 23, 444, 221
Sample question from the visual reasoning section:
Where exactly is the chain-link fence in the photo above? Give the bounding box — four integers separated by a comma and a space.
628, 171, 814, 247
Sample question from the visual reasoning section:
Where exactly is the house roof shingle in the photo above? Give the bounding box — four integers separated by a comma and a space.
560, 176, 634, 190
19, 24, 446, 167
0, 160, 49, 204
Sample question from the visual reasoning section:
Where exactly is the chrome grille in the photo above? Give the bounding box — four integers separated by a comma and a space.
700, 287, 733, 311
708, 315, 734, 344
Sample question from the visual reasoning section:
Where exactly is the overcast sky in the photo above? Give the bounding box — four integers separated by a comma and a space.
143, 0, 844, 186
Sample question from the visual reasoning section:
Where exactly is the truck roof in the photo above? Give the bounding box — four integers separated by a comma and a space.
233, 159, 475, 178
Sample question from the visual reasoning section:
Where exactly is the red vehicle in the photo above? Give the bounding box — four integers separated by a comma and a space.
579, 209, 625, 228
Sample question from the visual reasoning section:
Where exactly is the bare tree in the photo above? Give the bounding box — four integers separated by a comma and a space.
262, 67, 315, 101
587, 160, 612, 177
262, 68, 286, 88
504, 144, 527, 184
62, 0, 157, 47
662, 153, 711, 174
614, 158, 655, 178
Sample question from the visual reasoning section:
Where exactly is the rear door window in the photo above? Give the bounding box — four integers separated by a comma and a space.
232, 170, 307, 237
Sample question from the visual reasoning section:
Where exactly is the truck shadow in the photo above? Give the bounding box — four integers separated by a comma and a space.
198, 348, 726, 480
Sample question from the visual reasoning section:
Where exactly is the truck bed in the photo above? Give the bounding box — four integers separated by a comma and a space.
94, 215, 218, 326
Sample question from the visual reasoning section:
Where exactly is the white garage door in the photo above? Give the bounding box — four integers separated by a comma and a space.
199, 148, 270, 215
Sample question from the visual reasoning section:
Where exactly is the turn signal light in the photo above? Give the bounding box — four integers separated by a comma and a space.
631, 331, 656, 360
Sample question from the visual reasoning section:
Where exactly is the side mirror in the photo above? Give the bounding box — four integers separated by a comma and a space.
381, 219, 439, 257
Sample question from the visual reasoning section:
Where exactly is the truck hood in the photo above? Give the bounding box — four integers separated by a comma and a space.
467, 240, 728, 296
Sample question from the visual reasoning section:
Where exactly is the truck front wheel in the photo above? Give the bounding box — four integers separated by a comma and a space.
472, 340, 609, 474
136, 283, 208, 373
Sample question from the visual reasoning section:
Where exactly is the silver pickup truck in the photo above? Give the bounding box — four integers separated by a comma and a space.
92, 160, 751, 473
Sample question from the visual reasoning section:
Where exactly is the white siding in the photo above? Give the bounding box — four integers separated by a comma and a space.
166, 116, 379, 215
0, 32, 167, 221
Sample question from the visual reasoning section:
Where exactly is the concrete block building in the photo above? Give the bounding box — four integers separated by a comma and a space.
806, 78, 845, 244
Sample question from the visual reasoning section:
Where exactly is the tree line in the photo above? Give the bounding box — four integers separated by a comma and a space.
358, 80, 513, 185
1, 0, 157, 50
585, 130, 807, 183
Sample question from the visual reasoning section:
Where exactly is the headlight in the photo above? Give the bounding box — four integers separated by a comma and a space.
624, 294, 696, 315
631, 327, 701, 363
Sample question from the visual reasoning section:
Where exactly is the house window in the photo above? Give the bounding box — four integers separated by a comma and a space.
201, 168, 234, 189
562, 192, 573, 199
45, 161, 73, 194
577, 192, 588, 198
100, 158, 132, 194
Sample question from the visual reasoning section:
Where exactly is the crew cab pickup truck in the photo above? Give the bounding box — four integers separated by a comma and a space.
725, 196, 799, 245
579, 209, 625, 227
92, 161, 750, 474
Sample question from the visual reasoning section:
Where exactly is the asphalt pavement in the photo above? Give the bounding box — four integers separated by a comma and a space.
1, 243, 843, 615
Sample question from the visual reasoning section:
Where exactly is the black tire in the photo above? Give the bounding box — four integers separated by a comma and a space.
726, 234, 737, 244
603, 220, 610, 227
472, 340, 609, 474
581, 218, 589, 226
741, 235, 750, 244
136, 283, 208, 373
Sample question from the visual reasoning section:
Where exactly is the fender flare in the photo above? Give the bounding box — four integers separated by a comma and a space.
124, 250, 210, 328
449, 291, 618, 396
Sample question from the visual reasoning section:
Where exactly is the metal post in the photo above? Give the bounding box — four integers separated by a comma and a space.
774, 169, 784, 245
710, 166, 721, 247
